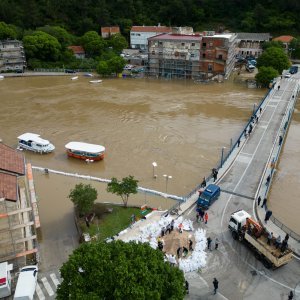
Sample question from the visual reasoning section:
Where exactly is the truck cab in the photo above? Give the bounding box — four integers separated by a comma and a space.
228, 210, 250, 232
197, 184, 221, 209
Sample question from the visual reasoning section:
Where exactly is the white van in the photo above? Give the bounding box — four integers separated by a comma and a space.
14, 265, 38, 300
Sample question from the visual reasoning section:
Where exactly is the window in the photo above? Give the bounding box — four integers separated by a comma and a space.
191, 54, 195, 58
202, 42, 206, 47
152, 51, 155, 55
192, 43, 195, 46
181, 43, 185, 46
208, 64, 213, 71
202, 53, 206, 58
159, 42, 162, 46
210, 42, 213, 47
218, 54, 223, 60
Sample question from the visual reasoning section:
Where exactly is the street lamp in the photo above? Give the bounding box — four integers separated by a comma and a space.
152, 162, 157, 178
221, 147, 226, 168
163, 174, 172, 193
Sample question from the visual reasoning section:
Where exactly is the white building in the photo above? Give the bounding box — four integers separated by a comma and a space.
130, 25, 171, 50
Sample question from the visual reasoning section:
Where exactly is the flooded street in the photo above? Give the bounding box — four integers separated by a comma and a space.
0, 76, 298, 234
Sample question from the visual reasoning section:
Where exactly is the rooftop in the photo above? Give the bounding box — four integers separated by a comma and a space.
273, 35, 294, 43
67, 46, 85, 54
0, 173, 18, 201
131, 26, 171, 33
101, 26, 120, 34
149, 33, 202, 41
237, 32, 271, 41
0, 143, 25, 175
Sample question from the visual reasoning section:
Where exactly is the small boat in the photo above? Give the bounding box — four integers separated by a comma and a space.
0, 75, 4, 80
71, 76, 78, 80
89, 80, 102, 84
65, 142, 105, 161
84, 73, 94, 77
17, 133, 55, 153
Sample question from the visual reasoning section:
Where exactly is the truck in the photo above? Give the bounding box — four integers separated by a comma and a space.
0, 262, 13, 298
14, 265, 38, 300
228, 210, 293, 269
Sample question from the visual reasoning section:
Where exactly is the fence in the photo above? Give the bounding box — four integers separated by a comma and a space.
33, 68, 94, 73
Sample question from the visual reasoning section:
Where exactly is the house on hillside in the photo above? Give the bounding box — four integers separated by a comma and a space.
130, 25, 172, 50
272, 35, 294, 53
147, 30, 237, 80
67, 46, 85, 59
101, 26, 120, 38
0, 40, 26, 72
236, 33, 271, 58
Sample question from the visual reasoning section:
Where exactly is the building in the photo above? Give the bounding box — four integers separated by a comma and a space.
130, 25, 172, 50
0, 40, 26, 72
236, 33, 271, 58
0, 143, 39, 266
101, 26, 120, 38
272, 35, 294, 53
147, 31, 237, 80
67, 46, 85, 59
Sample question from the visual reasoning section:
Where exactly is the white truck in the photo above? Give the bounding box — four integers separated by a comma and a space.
14, 265, 38, 300
228, 210, 293, 269
0, 262, 13, 298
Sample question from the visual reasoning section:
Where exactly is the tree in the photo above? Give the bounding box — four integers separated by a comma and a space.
0, 21, 17, 39
80, 31, 106, 57
107, 33, 128, 53
262, 41, 284, 50
107, 175, 138, 207
255, 66, 279, 88
23, 31, 62, 62
289, 38, 300, 59
69, 183, 97, 215
108, 56, 126, 75
256, 47, 290, 75
57, 241, 186, 299
96, 60, 111, 76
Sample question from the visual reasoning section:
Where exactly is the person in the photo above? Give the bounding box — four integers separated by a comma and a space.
207, 237, 212, 250
215, 237, 219, 250
267, 232, 273, 245
284, 233, 289, 243
244, 129, 248, 139
131, 214, 136, 224
275, 235, 281, 249
196, 212, 200, 223
266, 174, 271, 186
281, 239, 288, 253
257, 196, 261, 206
161, 227, 165, 237
178, 223, 183, 233
182, 246, 189, 257
264, 210, 272, 223
212, 168, 218, 182
189, 239, 193, 251
166, 223, 171, 235
185, 280, 189, 294
169, 254, 176, 266
288, 291, 294, 300
170, 219, 175, 232
204, 212, 208, 224
213, 278, 219, 294
248, 124, 253, 135
278, 85, 280, 90
259, 107, 262, 114
279, 135, 283, 146
237, 138, 240, 147
201, 177, 207, 188
261, 198, 267, 208
177, 247, 182, 258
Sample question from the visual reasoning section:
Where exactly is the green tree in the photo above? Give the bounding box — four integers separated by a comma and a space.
262, 41, 284, 50
96, 60, 111, 76
255, 66, 279, 88
108, 56, 126, 75
69, 183, 97, 215
289, 38, 300, 59
257, 47, 290, 74
107, 33, 128, 53
0, 21, 17, 39
80, 31, 106, 57
107, 176, 138, 207
23, 31, 62, 62
57, 241, 186, 299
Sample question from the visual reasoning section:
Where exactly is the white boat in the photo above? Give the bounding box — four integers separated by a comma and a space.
65, 142, 105, 161
84, 73, 94, 77
17, 133, 55, 153
0, 75, 4, 80
89, 80, 102, 84
71, 76, 78, 80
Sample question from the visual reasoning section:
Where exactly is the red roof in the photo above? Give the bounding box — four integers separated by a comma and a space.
131, 26, 171, 33
273, 35, 294, 43
68, 46, 85, 54
101, 26, 120, 34
0, 143, 25, 175
0, 173, 18, 201
149, 33, 202, 41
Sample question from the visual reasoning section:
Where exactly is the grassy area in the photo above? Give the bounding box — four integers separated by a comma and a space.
78, 203, 151, 242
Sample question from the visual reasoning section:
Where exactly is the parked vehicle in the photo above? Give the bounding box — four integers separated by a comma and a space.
284, 73, 291, 78
228, 210, 293, 269
65, 69, 76, 73
17, 133, 55, 153
289, 66, 298, 74
197, 184, 221, 209
13, 265, 38, 300
0, 262, 13, 298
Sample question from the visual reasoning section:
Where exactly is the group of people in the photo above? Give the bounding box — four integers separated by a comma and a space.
266, 232, 289, 253
161, 219, 175, 237
196, 207, 208, 224
207, 236, 219, 250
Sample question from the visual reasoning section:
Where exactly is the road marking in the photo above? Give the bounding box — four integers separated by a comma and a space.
239, 152, 252, 157
221, 189, 254, 200
41, 277, 54, 296
50, 273, 60, 288
187, 203, 196, 216
35, 283, 45, 300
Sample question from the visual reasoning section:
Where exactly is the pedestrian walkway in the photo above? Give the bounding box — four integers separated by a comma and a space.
35, 271, 61, 300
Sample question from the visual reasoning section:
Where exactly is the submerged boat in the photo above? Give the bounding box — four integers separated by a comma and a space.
71, 76, 78, 80
84, 73, 94, 77
0, 75, 4, 80
17, 133, 55, 153
89, 80, 102, 84
65, 142, 105, 161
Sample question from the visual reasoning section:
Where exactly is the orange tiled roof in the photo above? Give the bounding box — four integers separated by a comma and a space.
101, 26, 120, 34
68, 46, 85, 54
0, 143, 25, 175
0, 173, 17, 201
131, 26, 172, 33
273, 35, 294, 43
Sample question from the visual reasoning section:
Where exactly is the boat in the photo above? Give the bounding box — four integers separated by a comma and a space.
84, 73, 94, 77
17, 133, 55, 153
89, 80, 102, 84
65, 142, 105, 161
0, 75, 4, 80
71, 76, 78, 80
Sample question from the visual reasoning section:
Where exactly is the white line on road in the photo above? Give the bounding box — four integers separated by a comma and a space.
41, 277, 54, 296
50, 273, 60, 288
35, 283, 45, 300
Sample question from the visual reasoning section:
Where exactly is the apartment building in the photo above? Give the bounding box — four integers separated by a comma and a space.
0, 40, 26, 72
148, 31, 237, 79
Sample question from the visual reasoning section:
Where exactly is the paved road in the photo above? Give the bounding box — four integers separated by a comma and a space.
183, 75, 300, 299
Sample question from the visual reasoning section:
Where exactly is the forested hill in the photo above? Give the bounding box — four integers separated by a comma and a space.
0, 0, 300, 36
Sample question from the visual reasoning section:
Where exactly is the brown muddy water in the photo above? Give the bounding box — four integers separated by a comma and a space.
0, 76, 298, 234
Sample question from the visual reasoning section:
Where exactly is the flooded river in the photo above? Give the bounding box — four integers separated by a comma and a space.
0, 76, 298, 234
